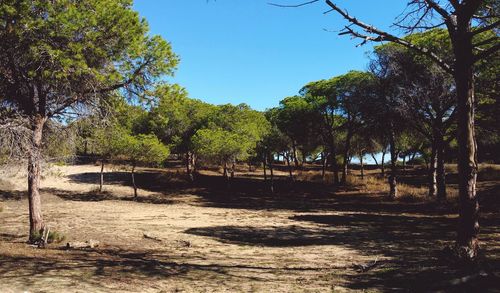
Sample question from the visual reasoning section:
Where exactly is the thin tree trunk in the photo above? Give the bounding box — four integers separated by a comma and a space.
381, 150, 386, 176
435, 118, 446, 201
360, 151, 364, 180
321, 152, 326, 181
329, 143, 339, 185
230, 160, 235, 179
436, 134, 447, 201
285, 153, 293, 181
269, 153, 275, 193
454, 28, 479, 258
223, 161, 228, 179
186, 152, 194, 182
371, 153, 379, 168
263, 156, 267, 181
99, 159, 105, 192
131, 163, 137, 199
292, 142, 299, 168
28, 115, 46, 242
341, 127, 353, 184
388, 127, 398, 199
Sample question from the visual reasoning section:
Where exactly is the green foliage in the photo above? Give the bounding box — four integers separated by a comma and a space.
191, 104, 270, 166
0, 0, 178, 118
121, 133, 170, 167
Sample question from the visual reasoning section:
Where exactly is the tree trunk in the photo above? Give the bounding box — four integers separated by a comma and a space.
131, 163, 138, 199
269, 153, 275, 193
223, 162, 228, 179
428, 142, 438, 198
381, 150, 386, 176
285, 153, 293, 181
263, 156, 267, 181
435, 120, 447, 201
321, 152, 326, 181
329, 144, 340, 184
28, 115, 46, 242
292, 142, 299, 168
388, 127, 398, 199
341, 127, 353, 184
371, 153, 379, 168
453, 27, 479, 258
99, 160, 105, 192
360, 151, 364, 180
186, 152, 194, 182
230, 160, 235, 179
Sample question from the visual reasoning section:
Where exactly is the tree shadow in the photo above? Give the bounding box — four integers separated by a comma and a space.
0, 190, 26, 200
47, 188, 175, 205
185, 211, 500, 292
0, 246, 332, 288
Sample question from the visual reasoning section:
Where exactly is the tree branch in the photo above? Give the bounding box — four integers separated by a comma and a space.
474, 42, 500, 62
324, 0, 454, 74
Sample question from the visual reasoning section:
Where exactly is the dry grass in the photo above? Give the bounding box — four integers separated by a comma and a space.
0, 163, 498, 292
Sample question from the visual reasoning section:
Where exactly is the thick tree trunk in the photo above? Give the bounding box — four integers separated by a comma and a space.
28, 116, 46, 242
454, 28, 479, 258
131, 163, 138, 199
99, 160, 105, 192
428, 142, 438, 198
388, 127, 398, 199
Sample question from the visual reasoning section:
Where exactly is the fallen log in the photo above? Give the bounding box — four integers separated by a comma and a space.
66, 240, 100, 249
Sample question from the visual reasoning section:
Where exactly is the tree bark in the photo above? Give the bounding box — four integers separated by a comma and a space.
186, 152, 194, 182
131, 163, 138, 199
28, 115, 46, 242
99, 160, 105, 192
230, 160, 235, 179
453, 25, 479, 258
285, 153, 293, 181
329, 144, 340, 185
371, 153, 379, 168
381, 150, 386, 176
292, 142, 299, 168
321, 152, 326, 181
360, 151, 364, 180
341, 127, 353, 184
435, 121, 447, 201
428, 142, 438, 198
388, 126, 398, 199
268, 153, 275, 193
263, 156, 267, 181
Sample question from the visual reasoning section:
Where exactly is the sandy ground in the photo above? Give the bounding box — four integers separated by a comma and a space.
0, 163, 499, 292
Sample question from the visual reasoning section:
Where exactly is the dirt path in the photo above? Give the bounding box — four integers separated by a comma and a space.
0, 164, 498, 292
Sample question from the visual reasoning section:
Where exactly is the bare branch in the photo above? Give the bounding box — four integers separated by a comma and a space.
474, 42, 500, 62
470, 20, 500, 36
324, 0, 454, 74
268, 0, 320, 8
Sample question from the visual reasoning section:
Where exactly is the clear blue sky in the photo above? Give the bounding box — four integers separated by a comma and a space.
133, 0, 408, 111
